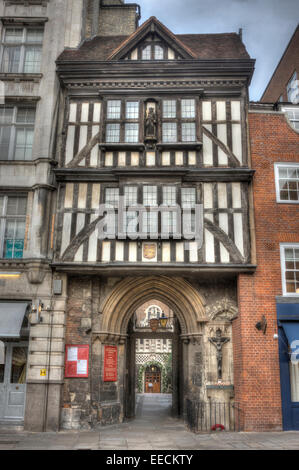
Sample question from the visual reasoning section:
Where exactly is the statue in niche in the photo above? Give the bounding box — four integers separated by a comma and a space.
145, 106, 157, 140
208, 328, 230, 380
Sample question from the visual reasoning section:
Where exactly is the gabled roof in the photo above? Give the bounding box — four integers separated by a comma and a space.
107, 16, 197, 60
57, 17, 250, 62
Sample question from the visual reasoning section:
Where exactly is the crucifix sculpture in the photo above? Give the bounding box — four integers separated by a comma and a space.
208, 328, 230, 380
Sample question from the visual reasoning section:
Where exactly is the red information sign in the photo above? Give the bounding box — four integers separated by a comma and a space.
65, 344, 89, 378
103, 345, 118, 382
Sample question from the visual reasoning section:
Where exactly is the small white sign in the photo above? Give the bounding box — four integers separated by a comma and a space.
67, 347, 78, 361
77, 359, 87, 375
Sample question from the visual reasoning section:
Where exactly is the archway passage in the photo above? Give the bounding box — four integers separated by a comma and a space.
99, 276, 207, 426
126, 297, 178, 421
101, 275, 207, 339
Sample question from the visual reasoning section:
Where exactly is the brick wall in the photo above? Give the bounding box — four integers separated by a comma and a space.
98, 5, 138, 36
233, 111, 299, 430
261, 26, 299, 102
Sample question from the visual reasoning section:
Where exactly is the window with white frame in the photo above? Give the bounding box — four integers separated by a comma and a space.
0, 195, 27, 259
275, 163, 299, 203
0, 105, 36, 160
105, 100, 139, 143
1, 26, 43, 74
281, 106, 299, 131
287, 71, 299, 104
280, 244, 299, 295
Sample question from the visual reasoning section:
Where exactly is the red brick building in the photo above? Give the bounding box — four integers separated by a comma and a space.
234, 103, 299, 430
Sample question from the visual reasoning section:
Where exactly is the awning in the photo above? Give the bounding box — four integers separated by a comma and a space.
282, 322, 299, 361
0, 302, 29, 338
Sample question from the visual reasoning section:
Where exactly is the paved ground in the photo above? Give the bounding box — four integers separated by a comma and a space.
0, 394, 299, 450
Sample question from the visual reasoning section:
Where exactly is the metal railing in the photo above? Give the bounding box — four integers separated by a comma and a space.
186, 400, 242, 432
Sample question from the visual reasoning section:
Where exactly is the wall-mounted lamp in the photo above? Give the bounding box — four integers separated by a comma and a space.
30, 299, 44, 324
255, 315, 267, 335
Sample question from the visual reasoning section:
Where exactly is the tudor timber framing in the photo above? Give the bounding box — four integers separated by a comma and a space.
54, 21, 256, 274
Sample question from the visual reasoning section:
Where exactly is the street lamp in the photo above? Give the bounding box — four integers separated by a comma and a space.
159, 311, 168, 328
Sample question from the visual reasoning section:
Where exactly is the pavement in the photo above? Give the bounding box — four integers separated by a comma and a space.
0, 393, 299, 450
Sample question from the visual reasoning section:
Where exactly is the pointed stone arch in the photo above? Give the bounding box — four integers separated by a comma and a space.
99, 276, 207, 339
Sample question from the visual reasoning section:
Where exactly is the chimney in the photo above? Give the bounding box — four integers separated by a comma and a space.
84, 0, 140, 39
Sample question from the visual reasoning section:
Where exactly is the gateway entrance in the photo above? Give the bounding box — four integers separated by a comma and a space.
124, 299, 180, 421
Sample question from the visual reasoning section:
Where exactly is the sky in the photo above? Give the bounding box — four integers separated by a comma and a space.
136, 0, 299, 101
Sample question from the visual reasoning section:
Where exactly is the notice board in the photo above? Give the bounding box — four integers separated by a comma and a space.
65, 344, 89, 378
103, 345, 117, 382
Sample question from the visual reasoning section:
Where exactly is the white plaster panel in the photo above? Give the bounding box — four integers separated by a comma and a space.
90, 125, 100, 166
231, 101, 241, 121
188, 151, 196, 165
203, 124, 213, 165
175, 151, 183, 165
78, 184, 87, 209
168, 48, 175, 59
131, 48, 138, 60
102, 242, 111, 262
74, 245, 83, 262
131, 152, 139, 166
162, 243, 171, 262
87, 214, 98, 262
204, 183, 213, 209
115, 242, 124, 261
162, 152, 170, 166
202, 101, 212, 121
217, 124, 228, 165
64, 183, 74, 208
129, 242, 137, 262
118, 152, 126, 166
69, 103, 77, 122
91, 184, 101, 209
146, 152, 155, 166
189, 241, 198, 263
205, 213, 215, 263
78, 125, 88, 152
60, 212, 72, 256
81, 103, 89, 122
216, 101, 226, 120
232, 124, 242, 163
232, 182, 242, 208
105, 152, 113, 166
176, 242, 185, 262
234, 213, 244, 256
218, 183, 227, 208
65, 125, 75, 165
93, 103, 102, 122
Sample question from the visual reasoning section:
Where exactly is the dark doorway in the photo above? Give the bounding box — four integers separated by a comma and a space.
124, 299, 182, 423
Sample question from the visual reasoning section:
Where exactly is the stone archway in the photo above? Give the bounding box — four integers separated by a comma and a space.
99, 275, 208, 341
95, 276, 208, 425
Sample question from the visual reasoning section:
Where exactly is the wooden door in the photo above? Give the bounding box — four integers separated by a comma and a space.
145, 366, 161, 393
